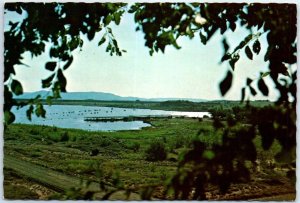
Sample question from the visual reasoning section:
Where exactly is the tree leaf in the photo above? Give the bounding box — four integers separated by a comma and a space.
52, 82, 61, 99
98, 36, 106, 46
35, 103, 46, 118
219, 71, 233, 96
11, 79, 23, 95
258, 78, 269, 96
249, 86, 257, 96
63, 56, 73, 70
229, 54, 239, 70
241, 87, 245, 102
42, 73, 55, 88
46, 96, 53, 105
4, 110, 15, 124
45, 62, 56, 71
114, 12, 121, 25
261, 72, 270, 78
57, 69, 67, 92
199, 32, 206, 45
233, 34, 253, 53
229, 21, 236, 32
104, 14, 112, 25
87, 31, 95, 41
246, 78, 252, 86
221, 53, 230, 62
253, 40, 261, 55
245, 45, 253, 60
222, 38, 229, 52
26, 105, 34, 121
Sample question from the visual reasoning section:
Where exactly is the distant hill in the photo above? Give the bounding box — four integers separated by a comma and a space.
14, 91, 207, 103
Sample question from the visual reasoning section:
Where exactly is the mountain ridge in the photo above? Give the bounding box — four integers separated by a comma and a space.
14, 91, 208, 102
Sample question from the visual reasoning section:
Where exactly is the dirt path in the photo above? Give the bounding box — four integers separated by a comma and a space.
4, 155, 141, 200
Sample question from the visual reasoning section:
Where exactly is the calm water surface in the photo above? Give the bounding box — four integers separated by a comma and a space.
12, 105, 211, 131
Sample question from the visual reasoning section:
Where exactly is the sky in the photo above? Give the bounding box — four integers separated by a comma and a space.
4, 4, 290, 101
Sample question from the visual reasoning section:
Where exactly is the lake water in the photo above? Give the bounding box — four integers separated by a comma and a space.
12, 105, 211, 131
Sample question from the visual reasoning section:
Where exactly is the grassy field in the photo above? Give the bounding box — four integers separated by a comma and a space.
3, 116, 295, 200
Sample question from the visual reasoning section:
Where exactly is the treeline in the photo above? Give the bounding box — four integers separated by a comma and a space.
15, 99, 272, 113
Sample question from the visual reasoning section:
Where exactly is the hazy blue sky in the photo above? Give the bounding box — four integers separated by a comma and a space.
5, 6, 290, 101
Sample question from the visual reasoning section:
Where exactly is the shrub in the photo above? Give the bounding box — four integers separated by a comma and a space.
99, 138, 111, 147
60, 132, 69, 142
145, 140, 167, 161
90, 149, 99, 156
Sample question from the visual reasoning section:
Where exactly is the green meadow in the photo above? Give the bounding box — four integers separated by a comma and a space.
4, 114, 291, 200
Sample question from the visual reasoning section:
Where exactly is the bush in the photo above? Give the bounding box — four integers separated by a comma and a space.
90, 149, 99, 156
60, 132, 69, 142
145, 140, 167, 161
99, 138, 111, 147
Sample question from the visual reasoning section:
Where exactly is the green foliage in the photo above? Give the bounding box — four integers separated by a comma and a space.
219, 71, 233, 96
145, 140, 167, 161
11, 79, 23, 96
60, 132, 69, 142
4, 3, 127, 123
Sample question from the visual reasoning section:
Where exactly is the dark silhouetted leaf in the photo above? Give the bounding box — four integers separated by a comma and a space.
26, 105, 34, 120
4, 110, 15, 124
63, 56, 73, 70
241, 87, 245, 101
199, 32, 206, 45
35, 103, 46, 118
246, 78, 252, 86
42, 73, 55, 88
253, 40, 261, 55
222, 38, 229, 52
221, 53, 230, 62
233, 34, 253, 53
98, 36, 106, 46
11, 79, 23, 95
219, 71, 233, 96
87, 31, 95, 41
57, 69, 67, 92
45, 62, 56, 71
258, 78, 269, 96
229, 21, 236, 31
245, 45, 253, 60
249, 86, 257, 96
229, 54, 240, 70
